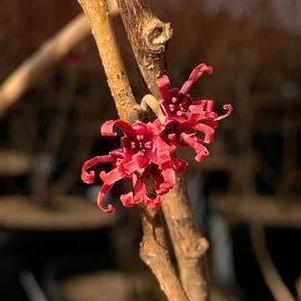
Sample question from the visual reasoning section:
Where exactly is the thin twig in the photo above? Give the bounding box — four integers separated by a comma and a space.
76, 1, 187, 300
118, 1, 210, 300
249, 223, 296, 301
0, 14, 89, 117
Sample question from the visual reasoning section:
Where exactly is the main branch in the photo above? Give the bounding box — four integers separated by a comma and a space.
77, 0, 137, 122
117, 0, 172, 98
76, 1, 187, 300
117, 1, 210, 300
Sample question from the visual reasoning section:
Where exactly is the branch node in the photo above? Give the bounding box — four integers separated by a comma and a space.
144, 20, 172, 53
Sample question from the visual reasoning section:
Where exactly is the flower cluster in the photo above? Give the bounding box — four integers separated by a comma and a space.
81, 63, 233, 214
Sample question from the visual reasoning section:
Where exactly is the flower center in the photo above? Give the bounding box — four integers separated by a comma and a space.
168, 95, 190, 117
129, 134, 153, 154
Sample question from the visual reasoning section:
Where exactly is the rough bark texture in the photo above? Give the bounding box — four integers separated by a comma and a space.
117, 1, 210, 300
0, 14, 89, 117
77, 0, 138, 123
117, 0, 172, 98
77, 1, 188, 300
140, 210, 189, 301
162, 177, 209, 301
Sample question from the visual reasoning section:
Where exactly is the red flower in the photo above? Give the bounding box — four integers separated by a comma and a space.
81, 120, 185, 214
81, 63, 233, 215
157, 63, 214, 122
156, 63, 233, 162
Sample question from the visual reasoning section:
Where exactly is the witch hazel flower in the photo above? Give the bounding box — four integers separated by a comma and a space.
81, 63, 232, 214
156, 63, 233, 162
81, 119, 186, 214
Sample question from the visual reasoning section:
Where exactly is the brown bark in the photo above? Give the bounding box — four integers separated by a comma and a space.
117, 1, 210, 300
162, 177, 209, 301
140, 210, 189, 301
0, 14, 89, 117
117, 0, 172, 98
77, 0, 138, 123
76, 1, 188, 300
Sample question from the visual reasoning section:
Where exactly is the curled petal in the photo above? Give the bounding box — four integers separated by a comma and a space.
97, 184, 115, 215
193, 99, 215, 112
171, 158, 187, 173
121, 153, 149, 174
100, 166, 125, 185
192, 123, 215, 144
144, 195, 162, 210
132, 175, 146, 202
158, 168, 176, 194
120, 192, 141, 207
101, 120, 133, 137
181, 133, 210, 162
160, 87, 181, 117
214, 104, 233, 121
81, 155, 113, 184
189, 102, 218, 122
155, 139, 174, 163
108, 149, 125, 159
180, 63, 214, 96
157, 75, 171, 101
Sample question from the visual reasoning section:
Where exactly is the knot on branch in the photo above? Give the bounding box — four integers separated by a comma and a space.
144, 19, 172, 54
183, 237, 209, 259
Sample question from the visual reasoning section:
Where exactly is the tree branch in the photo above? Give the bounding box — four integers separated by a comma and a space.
77, 0, 138, 122
249, 223, 296, 301
117, 0, 172, 98
162, 177, 210, 301
140, 210, 189, 301
117, 1, 210, 300
0, 14, 89, 117
76, 1, 187, 300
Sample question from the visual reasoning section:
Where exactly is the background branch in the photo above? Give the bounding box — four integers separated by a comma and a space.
0, 14, 89, 117
250, 223, 296, 301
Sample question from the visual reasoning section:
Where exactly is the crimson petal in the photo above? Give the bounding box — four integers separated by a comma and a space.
101, 120, 134, 137
180, 133, 210, 162
179, 63, 214, 96
81, 155, 113, 184
214, 104, 233, 121
192, 123, 215, 144
97, 183, 115, 215
100, 166, 126, 185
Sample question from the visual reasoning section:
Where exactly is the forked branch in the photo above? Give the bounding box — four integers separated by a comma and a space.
117, 1, 210, 300
76, 1, 187, 300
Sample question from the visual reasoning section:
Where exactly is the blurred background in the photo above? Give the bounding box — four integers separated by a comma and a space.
0, 0, 300, 300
